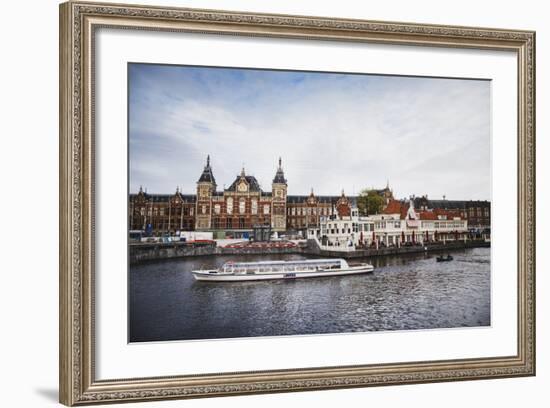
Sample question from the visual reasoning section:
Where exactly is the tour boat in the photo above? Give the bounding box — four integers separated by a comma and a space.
192, 258, 374, 282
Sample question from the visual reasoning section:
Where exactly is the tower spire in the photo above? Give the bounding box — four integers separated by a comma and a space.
197, 154, 216, 186
272, 157, 287, 184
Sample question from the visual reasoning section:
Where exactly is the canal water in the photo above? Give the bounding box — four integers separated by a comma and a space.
129, 247, 490, 342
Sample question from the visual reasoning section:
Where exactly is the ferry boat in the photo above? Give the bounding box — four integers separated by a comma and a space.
192, 258, 374, 282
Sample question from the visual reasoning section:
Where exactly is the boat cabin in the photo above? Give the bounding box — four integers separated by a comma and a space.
220, 259, 347, 274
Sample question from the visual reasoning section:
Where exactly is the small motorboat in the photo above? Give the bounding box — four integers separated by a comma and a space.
436, 255, 453, 262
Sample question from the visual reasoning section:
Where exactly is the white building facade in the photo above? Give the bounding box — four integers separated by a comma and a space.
307, 199, 468, 250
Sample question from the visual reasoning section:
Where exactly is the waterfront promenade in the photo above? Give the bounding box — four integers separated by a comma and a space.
129, 238, 490, 264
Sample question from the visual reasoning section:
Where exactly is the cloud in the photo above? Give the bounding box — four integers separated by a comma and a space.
129, 64, 491, 200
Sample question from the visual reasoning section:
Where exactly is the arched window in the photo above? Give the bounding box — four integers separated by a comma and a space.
226, 197, 233, 214
239, 198, 246, 214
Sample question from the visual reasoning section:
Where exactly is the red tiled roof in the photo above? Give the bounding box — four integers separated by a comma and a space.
419, 211, 438, 220
382, 199, 403, 215
383, 199, 464, 220
434, 208, 463, 220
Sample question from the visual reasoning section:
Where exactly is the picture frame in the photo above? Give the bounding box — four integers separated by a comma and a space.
59, 1, 536, 405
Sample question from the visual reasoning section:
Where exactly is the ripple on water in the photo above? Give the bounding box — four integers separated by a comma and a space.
129, 248, 491, 342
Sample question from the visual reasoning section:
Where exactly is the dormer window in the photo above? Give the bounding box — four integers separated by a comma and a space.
237, 181, 248, 192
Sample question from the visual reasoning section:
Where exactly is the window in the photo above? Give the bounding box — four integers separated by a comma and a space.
226, 197, 233, 214
264, 204, 270, 215
251, 199, 258, 215
214, 204, 221, 215
201, 205, 206, 214
239, 198, 246, 214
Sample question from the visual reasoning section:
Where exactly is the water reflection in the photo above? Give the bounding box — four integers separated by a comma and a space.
129, 248, 490, 342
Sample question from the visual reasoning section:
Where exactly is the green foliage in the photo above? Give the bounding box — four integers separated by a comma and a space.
357, 189, 385, 215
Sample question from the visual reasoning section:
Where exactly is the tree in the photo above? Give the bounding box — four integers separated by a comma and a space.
357, 189, 385, 216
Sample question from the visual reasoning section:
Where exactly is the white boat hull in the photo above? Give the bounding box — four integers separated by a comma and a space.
192, 264, 373, 282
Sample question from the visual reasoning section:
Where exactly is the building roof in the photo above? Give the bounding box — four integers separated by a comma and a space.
286, 195, 358, 206
383, 199, 464, 220
288, 195, 329, 204
272, 157, 287, 184
197, 155, 216, 185
129, 193, 196, 203
383, 199, 403, 215
425, 199, 466, 210
226, 173, 263, 192
419, 211, 438, 220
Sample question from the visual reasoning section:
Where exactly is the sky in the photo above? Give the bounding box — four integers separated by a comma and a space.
129, 63, 491, 200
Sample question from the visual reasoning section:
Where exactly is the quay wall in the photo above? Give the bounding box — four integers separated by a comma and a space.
306, 240, 490, 259
130, 240, 490, 264
129, 243, 305, 264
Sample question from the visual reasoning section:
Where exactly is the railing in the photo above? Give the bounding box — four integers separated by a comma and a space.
310, 236, 356, 252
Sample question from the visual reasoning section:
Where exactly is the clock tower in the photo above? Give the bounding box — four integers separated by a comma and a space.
271, 157, 287, 232
196, 155, 216, 229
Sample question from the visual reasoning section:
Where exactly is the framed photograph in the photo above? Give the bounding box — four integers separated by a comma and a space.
59, 1, 535, 405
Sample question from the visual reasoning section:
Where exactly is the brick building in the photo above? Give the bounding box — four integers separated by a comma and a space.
414, 196, 491, 230
129, 156, 362, 237
129, 187, 196, 233
129, 156, 489, 237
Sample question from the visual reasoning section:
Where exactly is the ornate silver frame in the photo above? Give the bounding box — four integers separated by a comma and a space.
59, 1, 536, 405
